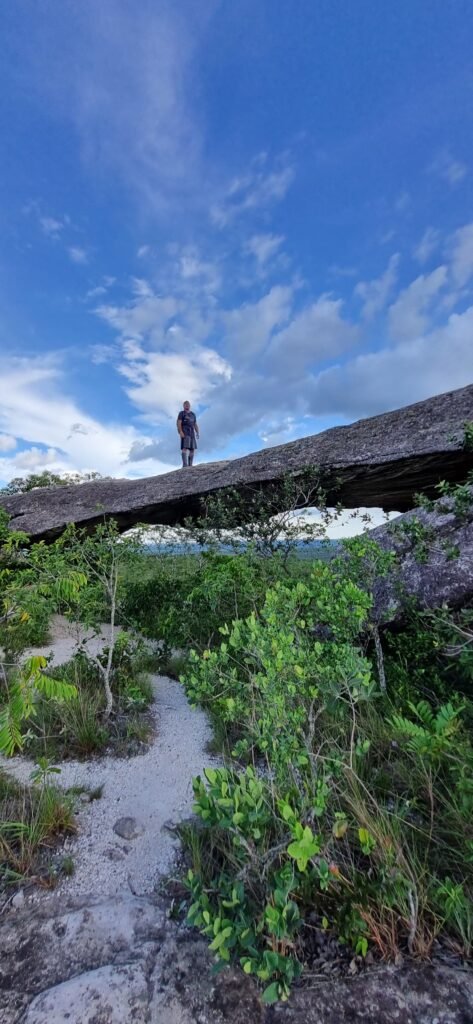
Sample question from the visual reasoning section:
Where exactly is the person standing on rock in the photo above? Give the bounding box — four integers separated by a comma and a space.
177, 401, 199, 467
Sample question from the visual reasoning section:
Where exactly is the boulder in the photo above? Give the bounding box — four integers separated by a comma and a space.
370, 488, 473, 623
1, 385, 473, 543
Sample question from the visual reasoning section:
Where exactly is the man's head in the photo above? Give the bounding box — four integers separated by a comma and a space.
183, 400, 191, 411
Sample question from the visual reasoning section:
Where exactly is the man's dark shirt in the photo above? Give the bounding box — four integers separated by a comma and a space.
178, 410, 197, 449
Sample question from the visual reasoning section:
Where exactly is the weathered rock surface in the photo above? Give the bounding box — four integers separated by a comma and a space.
113, 816, 145, 840
369, 488, 473, 622
1, 896, 472, 1024
2, 385, 473, 542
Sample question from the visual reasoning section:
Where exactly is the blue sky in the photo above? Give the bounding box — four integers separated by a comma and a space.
1, 0, 473, 485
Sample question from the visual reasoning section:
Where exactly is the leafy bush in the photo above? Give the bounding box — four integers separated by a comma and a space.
21, 643, 154, 760
181, 551, 473, 999
121, 551, 272, 653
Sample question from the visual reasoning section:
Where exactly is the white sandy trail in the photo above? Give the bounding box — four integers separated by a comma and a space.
1, 618, 215, 899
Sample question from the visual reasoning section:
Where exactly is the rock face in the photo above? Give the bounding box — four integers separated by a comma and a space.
1, 895, 472, 1024
2, 385, 473, 543
369, 488, 473, 623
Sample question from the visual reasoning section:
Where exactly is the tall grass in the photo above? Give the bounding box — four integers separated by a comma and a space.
0, 769, 75, 885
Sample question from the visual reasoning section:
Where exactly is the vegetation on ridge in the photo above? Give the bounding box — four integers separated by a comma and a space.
0, 460, 472, 1000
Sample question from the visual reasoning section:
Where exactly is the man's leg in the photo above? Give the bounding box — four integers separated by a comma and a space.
188, 451, 194, 466
181, 450, 189, 467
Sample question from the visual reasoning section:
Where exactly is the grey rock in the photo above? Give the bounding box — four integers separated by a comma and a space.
22, 962, 150, 1024
270, 964, 473, 1023
1, 896, 473, 1024
11, 889, 25, 910
104, 845, 127, 862
371, 487, 473, 623
113, 816, 145, 840
2, 385, 473, 542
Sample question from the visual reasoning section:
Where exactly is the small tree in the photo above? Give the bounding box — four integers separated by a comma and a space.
0, 510, 85, 754
41, 520, 143, 718
185, 469, 343, 568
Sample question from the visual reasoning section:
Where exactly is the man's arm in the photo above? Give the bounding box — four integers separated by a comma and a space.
194, 419, 200, 439
176, 413, 184, 438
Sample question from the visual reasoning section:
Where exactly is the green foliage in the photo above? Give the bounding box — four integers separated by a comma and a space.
0, 656, 78, 756
463, 421, 473, 452
186, 468, 334, 564
1, 470, 103, 494
180, 543, 473, 995
185, 563, 373, 769
21, 642, 154, 760
390, 700, 464, 759
121, 550, 272, 653
0, 766, 75, 887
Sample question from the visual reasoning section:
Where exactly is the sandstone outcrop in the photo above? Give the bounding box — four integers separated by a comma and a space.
1, 385, 473, 542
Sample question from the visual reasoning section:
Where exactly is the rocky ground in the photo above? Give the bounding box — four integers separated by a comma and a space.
2, 894, 473, 1024
1, 619, 473, 1022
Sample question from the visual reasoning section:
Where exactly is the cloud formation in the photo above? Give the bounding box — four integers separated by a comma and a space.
0, 354, 170, 482
429, 149, 468, 186
211, 154, 295, 228
355, 255, 400, 320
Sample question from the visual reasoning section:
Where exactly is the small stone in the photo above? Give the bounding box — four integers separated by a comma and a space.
104, 847, 126, 862
11, 890, 25, 910
113, 816, 144, 840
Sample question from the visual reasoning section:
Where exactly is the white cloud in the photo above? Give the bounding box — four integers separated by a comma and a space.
127, 439, 162, 462
39, 215, 66, 239
259, 416, 298, 447
13, 447, 61, 471
354, 254, 400, 320
429, 149, 468, 186
178, 250, 221, 294
131, 277, 154, 298
245, 233, 285, 267
414, 227, 440, 265
270, 296, 358, 376
307, 303, 473, 419
211, 154, 295, 228
86, 285, 107, 300
90, 344, 118, 365
96, 293, 179, 343
68, 246, 89, 265
0, 434, 17, 452
222, 285, 293, 360
0, 354, 173, 483
22, 0, 211, 214
387, 265, 447, 342
137, 245, 151, 259
449, 222, 473, 287
119, 346, 232, 421
85, 277, 115, 301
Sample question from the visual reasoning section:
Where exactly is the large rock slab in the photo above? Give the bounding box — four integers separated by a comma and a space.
2, 385, 473, 542
1, 895, 472, 1024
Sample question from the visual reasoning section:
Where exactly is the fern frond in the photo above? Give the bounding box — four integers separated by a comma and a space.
408, 700, 435, 727
434, 702, 463, 736
35, 675, 77, 701
390, 713, 428, 740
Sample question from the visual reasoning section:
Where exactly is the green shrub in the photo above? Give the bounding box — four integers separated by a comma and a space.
181, 553, 473, 998
122, 551, 279, 653
21, 641, 154, 759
